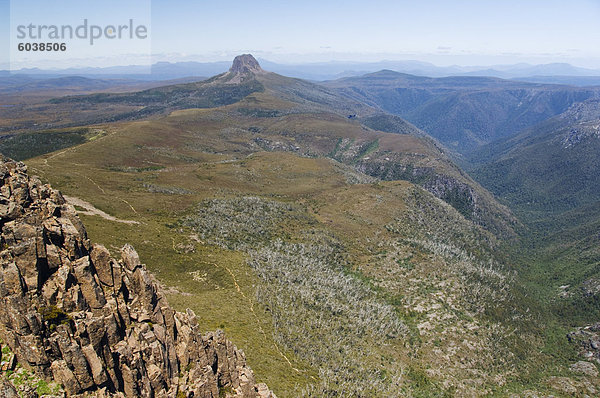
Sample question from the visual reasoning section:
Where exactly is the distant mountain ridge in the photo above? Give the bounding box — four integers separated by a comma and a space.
0, 75, 206, 98
3, 59, 600, 82
324, 70, 600, 153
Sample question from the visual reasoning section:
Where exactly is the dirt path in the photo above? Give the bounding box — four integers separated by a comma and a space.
202, 258, 301, 374
64, 195, 140, 225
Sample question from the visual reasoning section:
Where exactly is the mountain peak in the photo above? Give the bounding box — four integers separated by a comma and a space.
214, 54, 267, 84
229, 54, 265, 75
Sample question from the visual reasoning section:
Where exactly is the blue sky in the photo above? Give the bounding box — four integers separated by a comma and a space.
2, 0, 600, 69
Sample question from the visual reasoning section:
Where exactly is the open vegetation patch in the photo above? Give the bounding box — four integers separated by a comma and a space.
184, 196, 408, 396
0, 128, 103, 160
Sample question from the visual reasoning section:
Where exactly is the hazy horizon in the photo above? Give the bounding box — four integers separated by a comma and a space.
4, 54, 600, 73
2, 0, 600, 71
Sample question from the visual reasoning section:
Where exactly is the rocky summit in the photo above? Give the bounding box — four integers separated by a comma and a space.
229, 54, 265, 75
0, 157, 275, 397
217, 54, 267, 84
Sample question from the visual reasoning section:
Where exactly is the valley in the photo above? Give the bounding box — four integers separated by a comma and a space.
324, 71, 600, 154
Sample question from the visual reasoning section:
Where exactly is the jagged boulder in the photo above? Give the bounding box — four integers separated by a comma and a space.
0, 157, 275, 398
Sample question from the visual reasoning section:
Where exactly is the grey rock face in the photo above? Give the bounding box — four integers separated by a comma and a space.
0, 376, 19, 398
0, 157, 275, 398
229, 54, 264, 75
570, 361, 599, 377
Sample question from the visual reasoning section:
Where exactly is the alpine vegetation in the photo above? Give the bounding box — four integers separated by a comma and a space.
185, 197, 407, 396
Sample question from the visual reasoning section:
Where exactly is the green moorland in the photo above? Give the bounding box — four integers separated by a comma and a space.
17, 89, 597, 397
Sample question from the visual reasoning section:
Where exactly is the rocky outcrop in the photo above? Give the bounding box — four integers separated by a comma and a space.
0, 158, 275, 397
229, 54, 265, 76
0, 376, 19, 398
568, 322, 600, 364
217, 54, 267, 84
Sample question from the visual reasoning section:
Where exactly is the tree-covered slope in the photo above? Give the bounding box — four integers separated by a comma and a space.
324, 70, 600, 153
